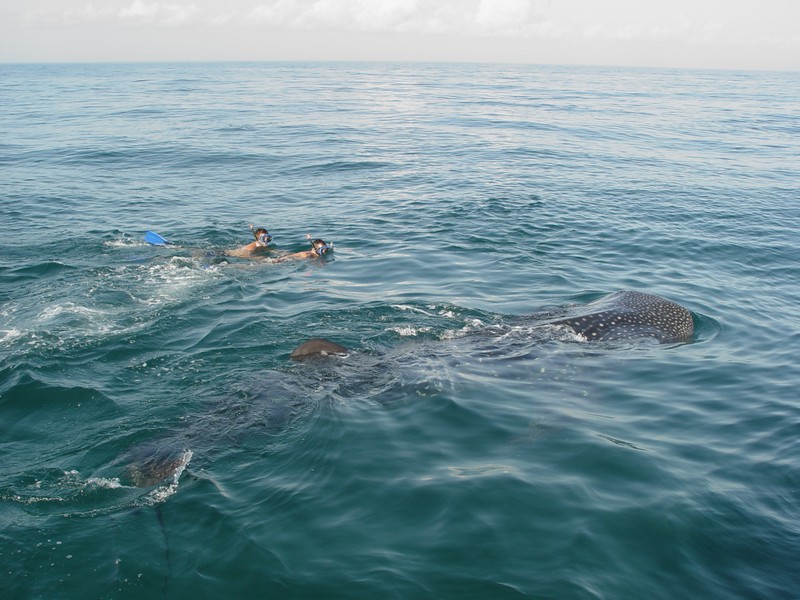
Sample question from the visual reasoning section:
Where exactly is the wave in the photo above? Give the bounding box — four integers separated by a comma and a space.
288, 160, 394, 175
1, 260, 78, 281
0, 254, 222, 355
1, 449, 193, 516
7, 144, 276, 169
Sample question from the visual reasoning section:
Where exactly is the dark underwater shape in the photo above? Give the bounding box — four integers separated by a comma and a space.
121, 444, 192, 488
290, 338, 349, 360
549, 290, 694, 343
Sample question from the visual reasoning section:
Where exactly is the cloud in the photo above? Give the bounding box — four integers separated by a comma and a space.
21, 1, 202, 27
307, 0, 420, 31
248, 0, 419, 31
14, 0, 800, 51
20, 0, 553, 36
118, 1, 200, 26
474, 0, 532, 34
244, 0, 556, 37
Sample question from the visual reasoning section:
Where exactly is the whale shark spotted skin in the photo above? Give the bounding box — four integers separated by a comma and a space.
550, 290, 694, 343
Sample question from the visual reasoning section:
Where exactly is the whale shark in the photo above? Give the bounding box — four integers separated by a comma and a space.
548, 290, 694, 343
109, 292, 692, 491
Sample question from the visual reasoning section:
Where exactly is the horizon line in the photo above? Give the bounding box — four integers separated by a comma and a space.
1, 58, 798, 75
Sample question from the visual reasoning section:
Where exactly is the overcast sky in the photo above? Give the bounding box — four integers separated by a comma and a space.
2, 0, 798, 70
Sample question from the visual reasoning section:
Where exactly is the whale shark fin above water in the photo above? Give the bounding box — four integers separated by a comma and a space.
549, 290, 694, 344
122, 445, 193, 488
290, 338, 349, 360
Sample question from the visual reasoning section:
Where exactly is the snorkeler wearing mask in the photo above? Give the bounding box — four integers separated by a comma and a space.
227, 224, 275, 257
274, 237, 333, 262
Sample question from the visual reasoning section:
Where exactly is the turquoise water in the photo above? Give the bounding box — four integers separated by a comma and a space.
1, 62, 799, 599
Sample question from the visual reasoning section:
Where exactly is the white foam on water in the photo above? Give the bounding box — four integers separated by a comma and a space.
3, 493, 66, 505
104, 239, 148, 248
445, 464, 519, 479
440, 319, 486, 341
392, 304, 436, 316
389, 326, 432, 337
1, 469, 116, 507
543, 323, 589, 343
0, 328, 23, 344
4, 449, 195, 514
134, 258, 217, 306
22, 301, 119, 349
85, 477, 123, 489
39, 302, 109, 324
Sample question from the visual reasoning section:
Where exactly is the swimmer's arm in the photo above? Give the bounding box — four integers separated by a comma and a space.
272, 250, 311, 263
249, 224, 262, 244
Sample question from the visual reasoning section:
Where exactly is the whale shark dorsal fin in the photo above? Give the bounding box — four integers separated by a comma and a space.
290, 338, 348, 360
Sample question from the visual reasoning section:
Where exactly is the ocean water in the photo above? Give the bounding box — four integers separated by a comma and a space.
1, 61, 799, 599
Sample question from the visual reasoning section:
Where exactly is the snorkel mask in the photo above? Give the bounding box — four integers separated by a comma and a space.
258, 232, 273, 245
313, 241, 332, 256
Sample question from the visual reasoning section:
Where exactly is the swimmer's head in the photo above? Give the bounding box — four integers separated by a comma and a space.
256, 228, 273, 245
311, 239, 332, 256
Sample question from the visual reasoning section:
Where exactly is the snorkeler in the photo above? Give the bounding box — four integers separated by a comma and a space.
274, 236, 333, 262
227, 224, 274, 257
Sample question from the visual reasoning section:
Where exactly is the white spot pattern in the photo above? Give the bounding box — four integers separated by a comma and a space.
554, 291, 694, 343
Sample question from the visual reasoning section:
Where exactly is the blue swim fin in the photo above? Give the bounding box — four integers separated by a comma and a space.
144, 231, 171, 246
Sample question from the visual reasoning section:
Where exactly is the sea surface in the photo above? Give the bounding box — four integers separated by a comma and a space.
1, 61, 799, 599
